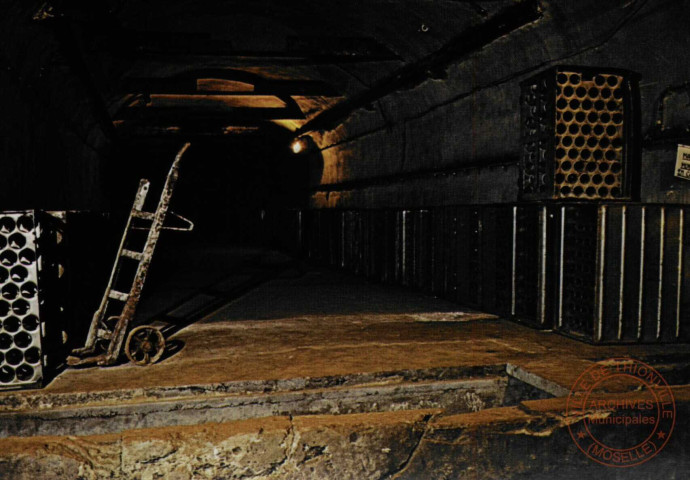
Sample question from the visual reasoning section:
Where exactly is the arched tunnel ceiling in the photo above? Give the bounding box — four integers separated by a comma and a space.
35, 0, 528, 139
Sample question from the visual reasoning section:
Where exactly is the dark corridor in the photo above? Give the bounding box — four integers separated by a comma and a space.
1, 1, 690, 478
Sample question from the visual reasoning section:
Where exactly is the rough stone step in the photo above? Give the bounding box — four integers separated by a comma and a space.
0, 364, 507, 413
0, 376, 509, 438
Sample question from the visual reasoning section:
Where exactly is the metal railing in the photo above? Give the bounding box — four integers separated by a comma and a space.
275, 202, 689, 344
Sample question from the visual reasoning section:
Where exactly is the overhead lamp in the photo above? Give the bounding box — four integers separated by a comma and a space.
291, 138, 306, 154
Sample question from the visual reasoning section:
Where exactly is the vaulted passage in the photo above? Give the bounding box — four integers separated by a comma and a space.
1, 1, 690, 478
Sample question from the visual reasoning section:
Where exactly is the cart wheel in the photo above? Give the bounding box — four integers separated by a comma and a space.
125, 326, 165, 366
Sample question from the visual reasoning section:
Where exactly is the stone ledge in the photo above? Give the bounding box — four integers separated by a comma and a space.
1, 396, 688, 480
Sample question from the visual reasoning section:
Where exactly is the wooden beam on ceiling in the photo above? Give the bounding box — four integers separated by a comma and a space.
113, 118, 295, 138
119, 76, 341, 97
114, 106, 306, 125
143, 94, 288, 109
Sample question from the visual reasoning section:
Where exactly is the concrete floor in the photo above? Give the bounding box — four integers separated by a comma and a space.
1, 247, 689, 479
4, 246, 686, 397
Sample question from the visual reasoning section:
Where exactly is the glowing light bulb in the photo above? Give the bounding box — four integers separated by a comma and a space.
291, 139, 304, 154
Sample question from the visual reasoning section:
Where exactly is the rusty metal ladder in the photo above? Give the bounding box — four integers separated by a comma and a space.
68, 143, 192, 367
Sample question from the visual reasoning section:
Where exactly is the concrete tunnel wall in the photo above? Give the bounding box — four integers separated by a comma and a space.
0, 1, 689, 214
0, 1, 109, 212
305, 0, 690, 209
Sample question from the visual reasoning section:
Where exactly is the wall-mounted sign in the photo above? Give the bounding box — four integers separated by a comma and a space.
675, 144, 690, 180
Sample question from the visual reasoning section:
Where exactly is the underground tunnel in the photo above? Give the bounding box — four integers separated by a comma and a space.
0, 0, 690, 478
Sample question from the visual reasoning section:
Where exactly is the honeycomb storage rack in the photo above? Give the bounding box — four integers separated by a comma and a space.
519, 66, 640, 201
0, 211, 64, 391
